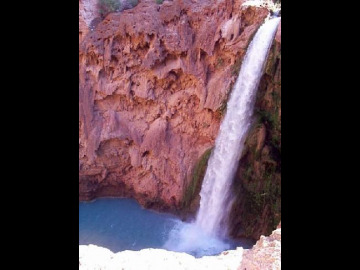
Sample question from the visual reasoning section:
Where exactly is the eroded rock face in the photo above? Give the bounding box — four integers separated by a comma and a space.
79, 0, 270, 212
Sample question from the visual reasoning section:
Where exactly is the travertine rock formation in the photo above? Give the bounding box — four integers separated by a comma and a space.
79, 246, 244, 270
78, 227, 281, 270
238, 228, 281, 270
79, 0, 270, 212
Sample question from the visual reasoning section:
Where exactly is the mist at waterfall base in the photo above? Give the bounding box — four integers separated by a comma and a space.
79, 17, 280, 258
79, 198, 251, 257
162, 218, 253, 257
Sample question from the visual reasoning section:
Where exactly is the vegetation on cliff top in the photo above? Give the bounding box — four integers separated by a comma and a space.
97, 0, 139, 18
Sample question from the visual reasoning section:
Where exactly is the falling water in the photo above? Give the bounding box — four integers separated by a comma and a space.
195, 16, 281, 237
164, 17, 281, 257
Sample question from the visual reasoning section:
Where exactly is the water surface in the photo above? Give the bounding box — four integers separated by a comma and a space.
79, 198, 254, 257
79, 198, 178, 252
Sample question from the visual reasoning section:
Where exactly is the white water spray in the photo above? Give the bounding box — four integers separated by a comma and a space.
164, 17, 281, 256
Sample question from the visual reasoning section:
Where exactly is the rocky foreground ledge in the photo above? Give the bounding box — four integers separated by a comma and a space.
79, 228, 281, 269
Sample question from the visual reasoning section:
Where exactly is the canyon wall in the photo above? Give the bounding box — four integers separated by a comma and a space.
79, 0, 271, 213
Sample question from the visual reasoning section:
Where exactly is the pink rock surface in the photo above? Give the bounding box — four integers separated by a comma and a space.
79, 0, 270, 211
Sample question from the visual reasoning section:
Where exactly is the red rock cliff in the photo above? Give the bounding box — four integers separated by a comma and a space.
79, 0, 270, 212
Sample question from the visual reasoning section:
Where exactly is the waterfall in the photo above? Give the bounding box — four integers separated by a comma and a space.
164, 17, 281, 257
195, 16, 281, 237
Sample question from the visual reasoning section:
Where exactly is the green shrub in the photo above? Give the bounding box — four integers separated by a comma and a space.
217, 102, 227, 117
242, 177, 281, 237
97, 0, 139, 18
182, 148, 213, 208
129, 0, 138, 5
231, 58, 242, 76
215, 58, 225, 69
98, 0, 121, 17
122, 0, 139, 10
155, 0, 164, 4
